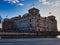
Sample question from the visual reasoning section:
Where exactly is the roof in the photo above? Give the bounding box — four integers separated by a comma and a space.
29, 8, 40, 11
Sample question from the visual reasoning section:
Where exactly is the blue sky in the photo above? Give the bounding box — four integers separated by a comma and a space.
0, 0, 60, 31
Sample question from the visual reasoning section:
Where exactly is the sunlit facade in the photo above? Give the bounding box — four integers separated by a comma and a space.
2, 8, 58, 32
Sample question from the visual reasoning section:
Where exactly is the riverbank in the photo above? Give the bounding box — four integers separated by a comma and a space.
0, 32, 58, 39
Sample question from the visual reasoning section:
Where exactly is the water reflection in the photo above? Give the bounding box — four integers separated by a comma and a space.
57, 35, 60, 38
0, 38, 60, 45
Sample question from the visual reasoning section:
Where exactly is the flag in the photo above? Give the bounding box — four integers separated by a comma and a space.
31, 4, 35, 8
49, 12, 52, 14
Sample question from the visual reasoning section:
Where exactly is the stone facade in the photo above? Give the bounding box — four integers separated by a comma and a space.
2, 8, 58, 32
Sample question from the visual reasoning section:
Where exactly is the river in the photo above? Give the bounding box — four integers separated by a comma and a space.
0, 38, 60, 45
0, 35, 60, 45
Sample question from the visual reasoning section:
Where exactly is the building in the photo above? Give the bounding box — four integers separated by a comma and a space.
2, 18, 16, 32
2, 8, 58, 32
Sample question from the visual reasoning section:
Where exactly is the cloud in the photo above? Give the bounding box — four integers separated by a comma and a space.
42, 0, 47, 4
18, 3, 24, 6
52, 1, 60, 7
4, 0, 19, 3
38, 0, 60, 7
38, 0, 52, 5
3, 0, 24, 6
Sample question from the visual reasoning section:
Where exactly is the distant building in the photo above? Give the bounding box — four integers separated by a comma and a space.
2, 8, 58, 32
0, 16, 2, 23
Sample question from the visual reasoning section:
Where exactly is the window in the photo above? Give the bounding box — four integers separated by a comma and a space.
30, 24, 32, 27
37, 20, 39, 22
30, 19, 31, 22
37, 24, 39, 26
38, 29, 40, 32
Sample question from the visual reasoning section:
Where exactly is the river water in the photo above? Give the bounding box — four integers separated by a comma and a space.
0, 35, 60, 45
0, 38, 60, 45
57, 35, 60, 38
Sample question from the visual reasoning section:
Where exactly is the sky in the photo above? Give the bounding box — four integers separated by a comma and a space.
0, 0, 60, 31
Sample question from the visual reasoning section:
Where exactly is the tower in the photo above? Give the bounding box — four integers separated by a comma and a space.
28, 8, 40, 15
48, 15, 58, 31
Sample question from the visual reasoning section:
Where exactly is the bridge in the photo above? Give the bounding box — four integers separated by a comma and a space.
0, 31, 60, 38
